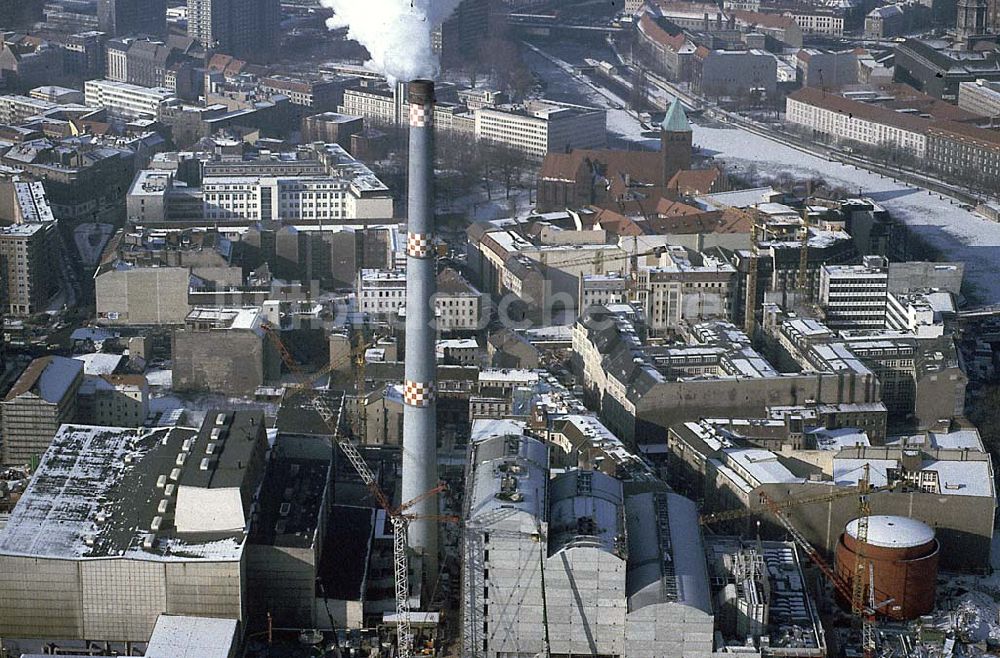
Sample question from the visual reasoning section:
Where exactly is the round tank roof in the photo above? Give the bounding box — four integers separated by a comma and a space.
846, 516, 934, 549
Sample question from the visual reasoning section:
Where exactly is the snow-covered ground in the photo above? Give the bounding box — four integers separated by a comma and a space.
687, 123, 1000, 303
524, 41, 1000, 303
607, 102, 1000, 303
72, 223, 115, 268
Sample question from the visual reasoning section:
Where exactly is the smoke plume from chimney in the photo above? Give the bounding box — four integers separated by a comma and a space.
321, 0, 462, 83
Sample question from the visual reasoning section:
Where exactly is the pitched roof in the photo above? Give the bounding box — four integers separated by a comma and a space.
668, 167, 722, 195
638, 14, 689, 52
539, 152, 586, 182
4, 356, 83, 403
733, 9, 797, 28
663, 99, 691, 133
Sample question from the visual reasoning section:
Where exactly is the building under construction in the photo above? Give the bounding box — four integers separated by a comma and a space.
461, 425, 827, 658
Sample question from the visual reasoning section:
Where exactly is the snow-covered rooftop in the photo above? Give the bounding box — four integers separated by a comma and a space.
846, 515, 934, 549
144, 614, 238, 658
0, 423, 248, 561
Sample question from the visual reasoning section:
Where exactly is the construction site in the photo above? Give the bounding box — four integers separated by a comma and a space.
247, 81, 994, 658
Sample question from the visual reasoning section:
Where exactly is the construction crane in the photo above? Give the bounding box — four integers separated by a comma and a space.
852, 464, 876, 658
312, 390, 457, 658
463, 508, 548, 658
744, 205, 761, 335
262, 323, 457, 658
353, 327, 368, 442
749, 475, 881, 657
699, 473, 901, 526
797, 208, 811, 300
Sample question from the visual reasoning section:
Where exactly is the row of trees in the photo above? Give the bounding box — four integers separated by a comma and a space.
365, 125, 534, 215
456, 15, 536, 101
435, 130, 533, 208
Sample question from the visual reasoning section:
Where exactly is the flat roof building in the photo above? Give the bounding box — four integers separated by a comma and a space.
0, 410, 266, 642
475, 100, 607, 159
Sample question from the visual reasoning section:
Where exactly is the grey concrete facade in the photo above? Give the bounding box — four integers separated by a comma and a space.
95, 267, 191, 325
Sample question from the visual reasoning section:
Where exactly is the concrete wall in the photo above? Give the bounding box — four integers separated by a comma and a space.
247, 544, 316, 627
544, 549, 626, 656
0, 555, 244, 641
0, 555, 83, 637
172, 329, 274, 395
625, 602, 715, 657
631, 371, 879, 444
96, 267, 190, 325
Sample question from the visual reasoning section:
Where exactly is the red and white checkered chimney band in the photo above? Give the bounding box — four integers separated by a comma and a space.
407, 232, 433, 259
403, 380, 435, 407
409, 102, 433, 128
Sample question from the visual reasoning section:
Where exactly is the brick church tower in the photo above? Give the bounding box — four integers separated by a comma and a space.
661, 98, 693, 186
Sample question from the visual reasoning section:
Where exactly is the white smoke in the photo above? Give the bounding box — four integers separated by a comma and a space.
322, 0, 463, 83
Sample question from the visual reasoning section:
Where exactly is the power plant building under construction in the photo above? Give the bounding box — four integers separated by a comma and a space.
462, 426, 826, 658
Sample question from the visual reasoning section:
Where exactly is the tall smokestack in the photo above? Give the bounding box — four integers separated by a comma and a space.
402, 79, 438, 582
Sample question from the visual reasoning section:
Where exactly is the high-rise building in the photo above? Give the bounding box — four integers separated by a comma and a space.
98, 0, 167, 37
432, 0, 490, 68
186, 0, 279, 59
957, 0, 988, 38
0, 221, 57, 317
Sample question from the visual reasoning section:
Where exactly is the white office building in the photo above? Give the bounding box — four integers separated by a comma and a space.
84, 79, 176, 119
819, 255, 889, 330
475, 100, 607, 159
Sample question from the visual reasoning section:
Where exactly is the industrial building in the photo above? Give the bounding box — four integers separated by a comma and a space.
0, 411, 266, 642
666, 418, 996, 570
463, 423, 826, 657
834, 515, 939, 620
462, 430, 715, 658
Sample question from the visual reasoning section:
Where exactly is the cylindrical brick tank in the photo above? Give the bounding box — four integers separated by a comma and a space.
834, 515, 939, 620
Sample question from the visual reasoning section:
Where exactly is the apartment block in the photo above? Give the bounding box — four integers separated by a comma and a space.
0, 222, 57, 316
819, 256, 888, 330
84, 79, 176, 119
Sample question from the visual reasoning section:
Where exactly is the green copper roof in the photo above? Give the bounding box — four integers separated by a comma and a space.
663, 98, 691, 133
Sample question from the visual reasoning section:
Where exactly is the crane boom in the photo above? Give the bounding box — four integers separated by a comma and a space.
265, 326, 414, 658
700, 477, 900, 526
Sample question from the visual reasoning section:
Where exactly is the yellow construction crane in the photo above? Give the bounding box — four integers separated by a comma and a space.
745, 205, 761, 335
720, 471, 883, 657
797, 208, 811, 300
